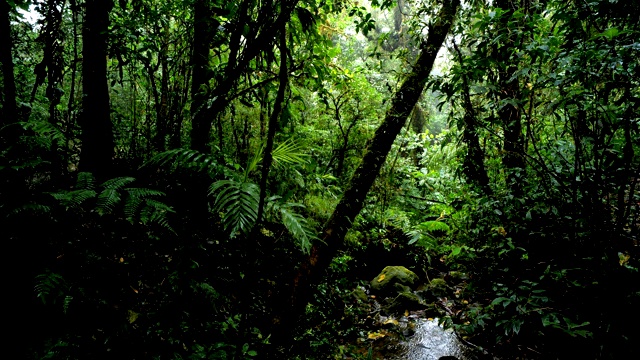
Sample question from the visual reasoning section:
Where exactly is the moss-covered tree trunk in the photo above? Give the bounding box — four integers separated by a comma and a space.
270, 0, 460, 350
453, 41, 492, 194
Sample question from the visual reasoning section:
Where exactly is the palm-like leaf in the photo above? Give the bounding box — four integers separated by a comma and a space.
209, 180, 260, 237
271, 138, 309, 168
267, 199, 318, 254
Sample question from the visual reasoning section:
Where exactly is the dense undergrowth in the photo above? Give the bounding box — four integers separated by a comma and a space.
2, 0, 640, 359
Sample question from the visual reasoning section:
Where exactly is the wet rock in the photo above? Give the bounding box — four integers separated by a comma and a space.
371, 266, 419, 294
352, 286, 369, 302
386, 290, 424, 314
429, 277, 449, 297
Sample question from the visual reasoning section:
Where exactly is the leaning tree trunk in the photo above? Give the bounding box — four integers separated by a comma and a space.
78, 0, 114, 179
269, 0, 460, 350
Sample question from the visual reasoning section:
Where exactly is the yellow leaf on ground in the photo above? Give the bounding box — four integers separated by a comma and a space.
128, 310, 139, 324
367, 331, 385, 340
378, 274, 385, 282
383, 318, 399, 326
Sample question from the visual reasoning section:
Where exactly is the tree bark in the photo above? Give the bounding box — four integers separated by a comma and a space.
189, 0, 215, 152
452, 41, 492, 194
0, 0, 18, 143
78, 0, 114, 179
256, 18, 289, 226
495, 0, 526, 196
270, 0, 460, 349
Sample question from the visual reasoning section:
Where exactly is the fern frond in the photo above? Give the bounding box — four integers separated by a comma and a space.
63, 295, 73, 314
35, 271, 67, 305
75, 172, 96, 190
139, 202, 173, 232
209, 180, 260, 237
101, 176, 136, 190
23, 120, 66, 149
96, 188, 121, 215
124, 196, 144, 222
267, 200, 318, 254
271, 138, 309, 168
50, 189, 97, 209
144, 148, 221, 175
10, 202, 51, 216
125, 187, 166, 198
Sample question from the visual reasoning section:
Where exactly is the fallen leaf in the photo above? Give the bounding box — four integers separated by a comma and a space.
383, 319, 399, 326
367, 331, 385, 340
378, 274, 386, 282
128, 310, 139, 324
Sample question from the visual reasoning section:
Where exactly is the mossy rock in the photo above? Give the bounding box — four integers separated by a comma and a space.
428, 278, 448, 297
385, 291, 424, 313
352, 287, 369, 302
370, 266, 419, 293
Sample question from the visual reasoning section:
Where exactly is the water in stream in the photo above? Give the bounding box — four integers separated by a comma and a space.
389, 318, 469, 360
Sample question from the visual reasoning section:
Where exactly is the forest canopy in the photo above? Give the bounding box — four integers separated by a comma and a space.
1, 0, 639, 359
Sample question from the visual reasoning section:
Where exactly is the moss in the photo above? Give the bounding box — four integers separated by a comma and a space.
352, 287, 368, 302
370, 266, 419, 293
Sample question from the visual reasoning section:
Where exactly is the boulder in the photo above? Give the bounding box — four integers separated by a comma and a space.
370, 266, 419, 293
385, 290, 424, 313
351, 286, 369, 302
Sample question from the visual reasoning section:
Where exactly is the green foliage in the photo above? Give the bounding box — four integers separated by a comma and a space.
35, 270, 72, 313
209, 180, 260, 237
49, 172, 175, 232
145, 148, 223, 176
267, 197, 318, 254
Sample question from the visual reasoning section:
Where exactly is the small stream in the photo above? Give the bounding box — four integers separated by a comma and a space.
392, 319, 467, 360
389, 318, 469, 360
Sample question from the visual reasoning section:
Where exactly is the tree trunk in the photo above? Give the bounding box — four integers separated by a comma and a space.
453, 41, 491, 194
0, 0, 18, 143
269, 0, 460, 350
189, 0, 215, 152
45, 0, 65, 126
78, 0, 114, 179
256, 19, 288, 225
495, 0, 526, 196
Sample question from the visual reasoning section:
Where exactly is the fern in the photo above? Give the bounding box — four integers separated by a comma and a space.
50, 189, 97, 209
75, 172, 96, 190
139, 198, 175, 232
96, 188, 121, 215
101, 176, 136, 190
10, 202, 51, 216
267, 198, 318, 254
209, 180, 260, 237
63, 295, 73, 314
35, 270, 68, 306
22, 120, 67, 149
47, 172, 175, 231
144, 148, 222, 175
